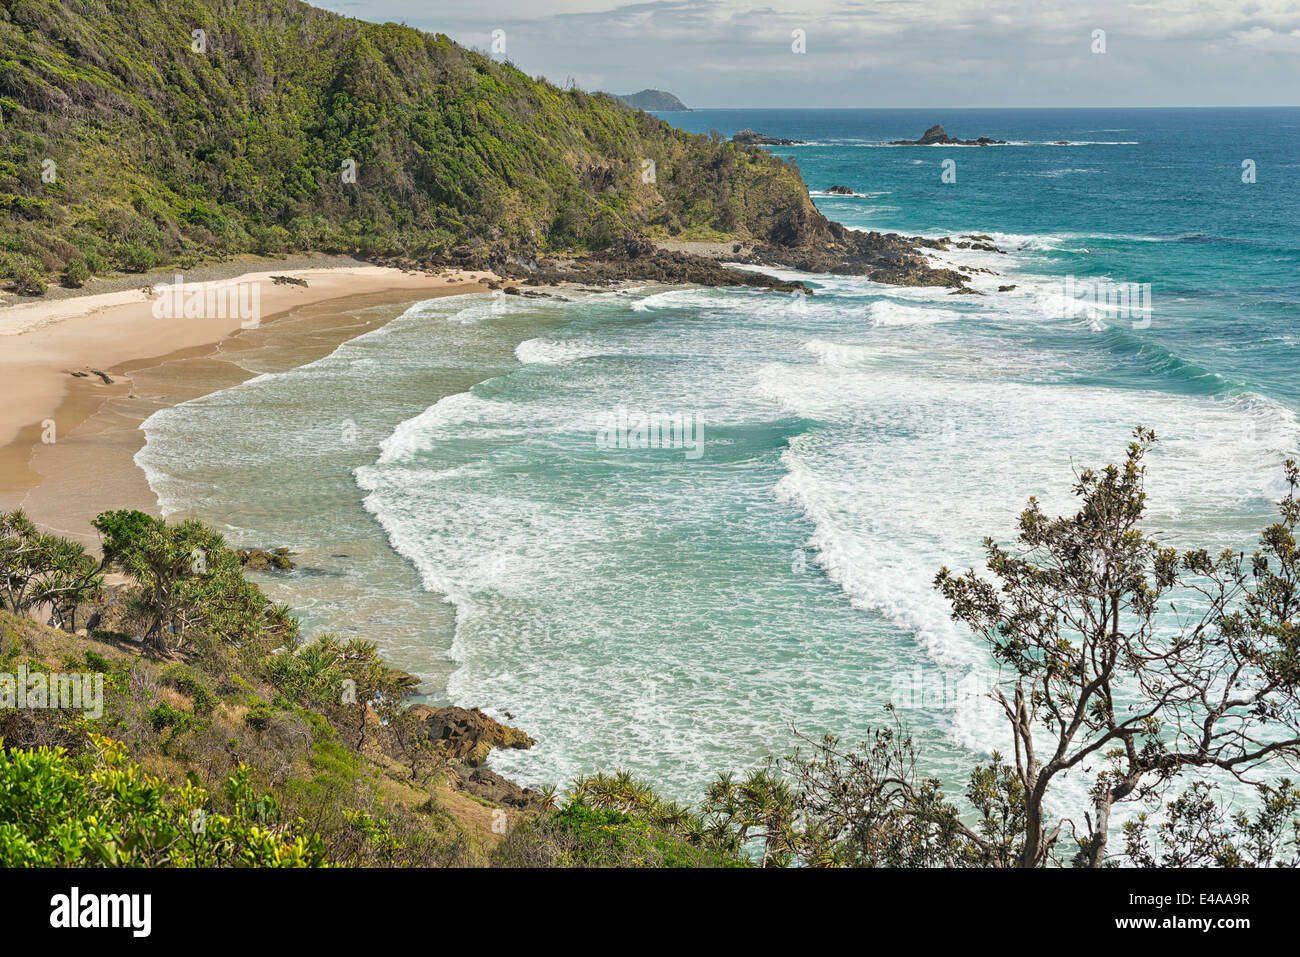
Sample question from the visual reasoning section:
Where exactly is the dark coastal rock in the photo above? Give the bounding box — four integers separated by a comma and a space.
488, 222, 1003, 293
409, 704, 535, 767
889, 124, 1007, 146
447, 763, 538, 808
496, 239, 813, 294
237, 547, 296, 570
732, 128, 805, 146
824, 185, 855, 195
999, 284, 1017, 292
741, 221, 972, 289
404, 180, 1007, 295
270, 275, 308, 287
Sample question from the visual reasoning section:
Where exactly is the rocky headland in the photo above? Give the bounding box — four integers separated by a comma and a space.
405, 704, 540, 807
613, 89, 690, 111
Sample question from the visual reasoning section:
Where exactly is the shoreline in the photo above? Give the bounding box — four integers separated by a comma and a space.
0, 258, 496, 545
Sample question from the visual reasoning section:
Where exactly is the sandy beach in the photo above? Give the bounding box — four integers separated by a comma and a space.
0, 257, 495, 545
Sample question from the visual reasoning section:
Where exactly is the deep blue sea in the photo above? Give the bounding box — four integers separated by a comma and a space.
137, 108, 1300, 811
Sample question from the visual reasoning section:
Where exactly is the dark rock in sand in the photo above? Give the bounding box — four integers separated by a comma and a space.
889, 124, 1007, 147
69, 368, 114, 384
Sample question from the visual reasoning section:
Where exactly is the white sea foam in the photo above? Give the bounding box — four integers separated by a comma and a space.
515, 337, 606, 364
868, 300, 962, 326
757, 354, 1299, 753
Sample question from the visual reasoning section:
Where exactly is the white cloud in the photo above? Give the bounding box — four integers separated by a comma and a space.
313, 0, 1300, 105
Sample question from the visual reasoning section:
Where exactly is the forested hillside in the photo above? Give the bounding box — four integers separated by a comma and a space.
0, 0, 820, 290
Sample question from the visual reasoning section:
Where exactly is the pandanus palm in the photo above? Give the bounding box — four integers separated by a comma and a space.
536, 784, 560, 812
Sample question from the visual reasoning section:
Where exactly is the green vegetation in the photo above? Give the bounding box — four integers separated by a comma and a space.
0, 734, 326, 865
91, 509, 288, 654
0, 0, 817, 290
2, 433, 1298, 866
0, 508, 500, 865
1, 509, 102, 631
493, 804, 743, 868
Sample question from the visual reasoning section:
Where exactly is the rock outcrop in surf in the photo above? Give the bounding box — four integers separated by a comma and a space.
889, 124, 1007, 146
732, 128, 805, 146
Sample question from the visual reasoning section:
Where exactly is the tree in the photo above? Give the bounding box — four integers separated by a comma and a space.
33, 535, 103, 632
1121, 779, 1300, 867
700, 768, 796, 866
61, 258, 90, 287
699, 431, 1300, 868
382, 706, 440, 784
91, 509, 158, 570
935, 429, 1300, 866
262, 634, 418, 749
0, 510, 102, 631
92, 511, 286, 655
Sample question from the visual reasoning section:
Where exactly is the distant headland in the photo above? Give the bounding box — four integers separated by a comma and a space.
613, 89, 690, 111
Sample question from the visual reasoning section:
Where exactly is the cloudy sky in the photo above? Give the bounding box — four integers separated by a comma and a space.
316, 0, 1300, 107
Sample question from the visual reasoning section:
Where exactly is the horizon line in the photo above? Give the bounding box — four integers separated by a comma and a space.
649, 104, 1300, 111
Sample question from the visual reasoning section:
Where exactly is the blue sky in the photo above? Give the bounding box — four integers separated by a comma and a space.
315, 0, 1300, 108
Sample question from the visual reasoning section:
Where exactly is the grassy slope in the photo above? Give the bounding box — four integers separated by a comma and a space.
0, 0, 820, 287
0, 608, 739, 866
0, 608, 505, 864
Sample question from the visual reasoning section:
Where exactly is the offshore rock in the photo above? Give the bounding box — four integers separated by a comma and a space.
889, 124, 1007, 146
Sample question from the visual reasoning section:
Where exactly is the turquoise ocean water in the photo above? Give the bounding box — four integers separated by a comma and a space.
137, 108, 1300, 805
